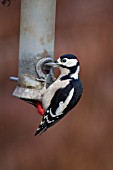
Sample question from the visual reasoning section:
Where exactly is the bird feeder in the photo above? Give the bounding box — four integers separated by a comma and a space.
11, 0, 56, 101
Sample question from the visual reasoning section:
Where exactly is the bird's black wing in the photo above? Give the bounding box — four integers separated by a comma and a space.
35, 79, 82, 135
46, 79, 82, 118
63, 79, 83, 114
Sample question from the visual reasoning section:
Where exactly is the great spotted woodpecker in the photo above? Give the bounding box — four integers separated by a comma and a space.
35, 54, 83, 135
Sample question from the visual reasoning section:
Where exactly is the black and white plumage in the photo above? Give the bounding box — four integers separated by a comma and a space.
35, 54, 83, 135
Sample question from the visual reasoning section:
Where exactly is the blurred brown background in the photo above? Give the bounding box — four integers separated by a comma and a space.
1, 0, 113, 170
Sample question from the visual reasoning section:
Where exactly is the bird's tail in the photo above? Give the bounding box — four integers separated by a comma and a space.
34, 123, 47, 136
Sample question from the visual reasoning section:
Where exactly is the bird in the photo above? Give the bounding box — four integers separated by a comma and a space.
34, 54, 83, 135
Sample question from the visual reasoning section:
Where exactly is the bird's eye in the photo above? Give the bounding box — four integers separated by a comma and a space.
62, 58, 67, 62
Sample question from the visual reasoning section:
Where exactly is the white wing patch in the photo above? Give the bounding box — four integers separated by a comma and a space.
55, 88, 74, 116
42, 79, 70, 110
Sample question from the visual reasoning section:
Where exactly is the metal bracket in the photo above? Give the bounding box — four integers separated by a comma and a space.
36, 57, 56, 86
12, 56, 56, 101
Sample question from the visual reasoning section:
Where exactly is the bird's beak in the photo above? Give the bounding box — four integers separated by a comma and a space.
44, 61, 59, 67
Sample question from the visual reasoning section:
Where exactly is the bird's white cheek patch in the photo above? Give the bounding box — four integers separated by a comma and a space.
56, 88, 74, 116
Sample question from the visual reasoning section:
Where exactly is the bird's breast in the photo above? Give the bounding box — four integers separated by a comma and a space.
42, 79, 70, 110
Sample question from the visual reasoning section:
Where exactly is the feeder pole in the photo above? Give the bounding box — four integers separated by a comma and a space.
12, 0, 56, 100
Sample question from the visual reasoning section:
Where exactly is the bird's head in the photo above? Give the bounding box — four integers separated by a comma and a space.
55, 54, 80, 79
45, 54, 80, 79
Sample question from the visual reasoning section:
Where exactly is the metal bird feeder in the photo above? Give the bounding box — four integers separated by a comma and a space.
11, 0, 56, 101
